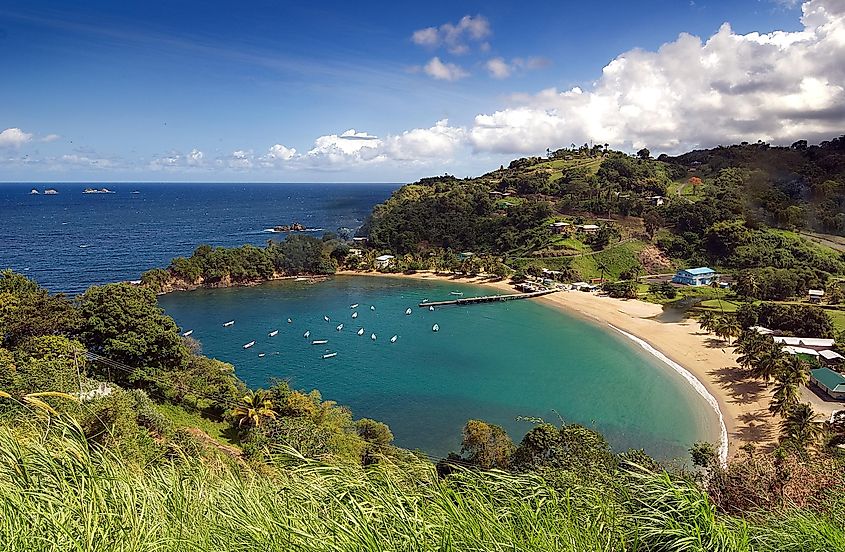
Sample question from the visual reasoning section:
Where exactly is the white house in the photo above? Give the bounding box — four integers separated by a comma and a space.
808, 289, 824, 303
549, 221, 571, 234
375, 254, 395, 269
671, 267, 716, 286
576, 224, 600, 235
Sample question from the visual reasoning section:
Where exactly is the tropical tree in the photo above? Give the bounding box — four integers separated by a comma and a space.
233, 390, 277, 428
714, 315, 740, 345
779, 402, 824, 455
750, 341, 787, 383
735, 331, 770, 370
769, 356, 809, 417
698, 311, 717, 334
461, 419, 514, 469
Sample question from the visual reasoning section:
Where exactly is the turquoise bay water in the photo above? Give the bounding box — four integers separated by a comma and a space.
158, 276, 720, 460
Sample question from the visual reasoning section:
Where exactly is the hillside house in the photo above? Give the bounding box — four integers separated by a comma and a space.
549, 222, 571, 235
671, 267, 716, 286
576, 224, 600, 235
808, 289, 824, 303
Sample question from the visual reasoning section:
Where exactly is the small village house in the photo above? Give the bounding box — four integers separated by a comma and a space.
809, 367, 845, 400
671, 267, 716, 286
375, 254, 394, 269
348, 248, 363, 257
576, 224, 600, 235
808, 289, 824, 303
549, 221, 571, 235
646, 195, 665, 206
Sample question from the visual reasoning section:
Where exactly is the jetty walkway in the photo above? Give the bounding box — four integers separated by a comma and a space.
419, 288, 560, 308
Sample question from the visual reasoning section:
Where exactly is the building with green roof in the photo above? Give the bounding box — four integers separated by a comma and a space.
810, 367, 845, 400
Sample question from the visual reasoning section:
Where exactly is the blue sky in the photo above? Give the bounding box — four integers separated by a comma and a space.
2, 0, 842, 182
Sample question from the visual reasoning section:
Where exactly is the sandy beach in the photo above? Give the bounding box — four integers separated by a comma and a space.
339, 270, 784, 460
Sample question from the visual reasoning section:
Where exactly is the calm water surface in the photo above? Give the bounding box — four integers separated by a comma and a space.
159, 276, 721, 460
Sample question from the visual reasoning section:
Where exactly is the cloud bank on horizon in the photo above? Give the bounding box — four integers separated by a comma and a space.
1, 0, 843, 180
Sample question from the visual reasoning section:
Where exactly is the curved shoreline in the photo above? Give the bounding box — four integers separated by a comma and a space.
336, 270, 776, 458
609, 325, 729, 466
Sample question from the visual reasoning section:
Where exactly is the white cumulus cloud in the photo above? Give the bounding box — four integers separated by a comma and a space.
411, 15, 491, 55
0, 128, 33, 148
381, 119, 466, 161
468, 0, 845, 154
423, 57, 469, 81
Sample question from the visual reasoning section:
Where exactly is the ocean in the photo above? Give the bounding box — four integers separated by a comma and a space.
1, 182, 720, 460
0, 182, 396, 294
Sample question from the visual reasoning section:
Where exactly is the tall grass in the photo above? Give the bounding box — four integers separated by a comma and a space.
0, 421, 841, 551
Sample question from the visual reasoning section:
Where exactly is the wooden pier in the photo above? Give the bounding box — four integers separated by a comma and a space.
419, 288, 560, 308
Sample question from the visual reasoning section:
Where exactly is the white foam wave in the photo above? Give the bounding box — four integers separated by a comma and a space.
609, 324, 728, 467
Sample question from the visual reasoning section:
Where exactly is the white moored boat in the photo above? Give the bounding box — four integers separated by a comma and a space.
405, 308, 412, 315
324, 315, 330, 322
350, 303, 359, 309
432, 324, 439, 332
303, 330, 310, 338
258, 353, 265, 358
371, 333, 376, 341
357, 328, 364, 336
336, 324, 343, 331
243, 340, 256, 349
182, 330, 193, 337
390, 335, 397, 343
450, 291, 463, 296
351, 312, 358, 319
269, 330, 279, 337
223, 320, 235, 327
322, 352, 337, 359
287, 318, 293, 324
370, 305, 375, 311
429, 306, 434, 311
312, 339, 328, 345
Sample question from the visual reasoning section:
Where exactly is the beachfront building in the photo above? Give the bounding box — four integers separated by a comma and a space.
810, 367, 845, 400
348, 248, 363, 257
672, 267, 716, 286
375, 254, 395, 269
808, 289, 824, 303
549, 222, 571, 235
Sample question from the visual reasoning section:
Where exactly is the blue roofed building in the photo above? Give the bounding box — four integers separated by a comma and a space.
672, 267, 716, 286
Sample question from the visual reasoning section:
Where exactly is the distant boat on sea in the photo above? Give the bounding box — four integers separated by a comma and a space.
371, 333, 377, 341
390, 335, 397, 343
324, 315, 330, 322
303, 330, 310, 338
450, 291, 463, 296
350, 303, 359, 309
370, 305, 375, 311
336, 324, 343, 331
287, 318, 293, 324
351, 312, 358, 319
182, 329, 193, 337
322, 352, 337, 359
130, 190, 140, 194
44, 189, 59, 195
405, 308, 412, 315
432, 324, 440, 332
429, 306, 435, 311
258, 353, 265, 358
223, 320, 235, 327
357, 328, 364, 336
312, 339, 328, 345
243, 340, 256, 349
269, 330, 279, 337
30, 189, 39, 195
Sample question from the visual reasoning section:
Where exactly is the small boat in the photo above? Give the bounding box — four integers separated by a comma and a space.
336, 324, 343, 331
351, 312, 358, 319
269, 330, 279, 337
287, 318, 293, 324
405, 308, 412, 315
243, 340, 256, 349
432, 324, 439, 332
429, 306, 435, 311
182, 330, 194, 337
322, 352, 338, 359
223, 321, 235, 327
450, 291, 463, 296
357, 328, 364, 336
312, 339, 328, 345
371, 333, 377, 341
303, 330, 311, 338
258, 353, 265, 358
324, 315, 330, 322
390, 335, 397, 343
370, 305, 375, 311
350, 303, 359, 309
130, 190, 140, 194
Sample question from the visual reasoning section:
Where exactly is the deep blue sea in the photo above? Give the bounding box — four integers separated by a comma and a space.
0, 183, 396, 294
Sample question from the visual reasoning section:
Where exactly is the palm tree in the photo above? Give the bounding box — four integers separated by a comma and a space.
233, 390, 277, 428
698, 311, 717, 334
713, 315, 740, 345
769, 356, 809, 417
750, 341, 787, 384
779, 402, 824, 455
736, 331, 770, 370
